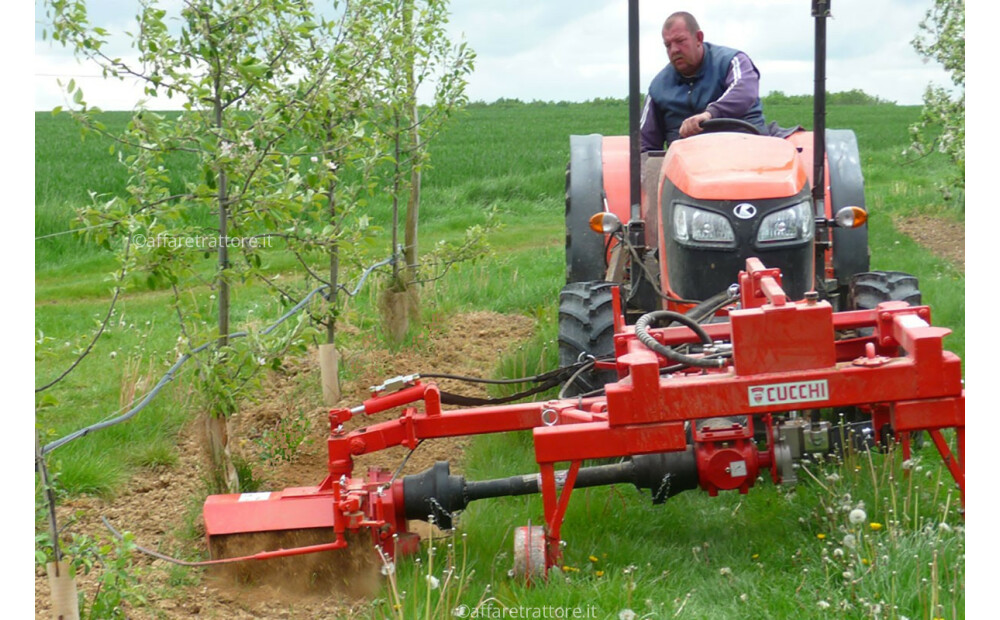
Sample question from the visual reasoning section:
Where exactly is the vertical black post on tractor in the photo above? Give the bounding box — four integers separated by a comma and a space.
812, 0, 830, 210
627, 0, 644, 248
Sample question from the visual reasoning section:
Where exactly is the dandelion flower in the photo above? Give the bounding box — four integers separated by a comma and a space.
596, 570, 605, 577
589, 555, 599, 563
817, 533, 826, 540
870, 522, 883, 531
849, 508, 867, 525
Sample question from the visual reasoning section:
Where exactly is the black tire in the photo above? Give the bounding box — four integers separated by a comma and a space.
849, 271, 921, 311
828, 129, 871, 294
566, 135, 607, 284
558, 282, 618, 395
840, 270, 923, 450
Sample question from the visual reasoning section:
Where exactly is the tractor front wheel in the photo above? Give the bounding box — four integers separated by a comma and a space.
839, 270, 924, 450
849, 270, 921, 310
558, 281, 618, 396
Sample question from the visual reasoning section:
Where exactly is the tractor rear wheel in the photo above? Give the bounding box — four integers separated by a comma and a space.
558, 281, 617, 396
566, 134, 607, 284
828, 129, 871, 309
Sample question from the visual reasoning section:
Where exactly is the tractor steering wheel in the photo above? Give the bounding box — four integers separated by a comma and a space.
699, 118, 763, 136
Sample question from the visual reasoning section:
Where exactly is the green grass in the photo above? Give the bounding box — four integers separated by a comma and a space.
35, 99, 964, 617
374, 432, 963, 619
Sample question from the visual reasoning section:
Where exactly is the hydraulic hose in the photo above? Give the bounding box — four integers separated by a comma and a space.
685, 287, 738, 324
634, 310, 726, 369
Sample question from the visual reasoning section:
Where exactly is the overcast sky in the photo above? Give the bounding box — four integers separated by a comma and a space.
33, 0, 960, 111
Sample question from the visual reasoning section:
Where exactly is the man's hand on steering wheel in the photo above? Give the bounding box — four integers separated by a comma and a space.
679, 111, 713, 138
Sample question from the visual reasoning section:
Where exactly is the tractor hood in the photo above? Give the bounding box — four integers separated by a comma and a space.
662, 133, 808, 201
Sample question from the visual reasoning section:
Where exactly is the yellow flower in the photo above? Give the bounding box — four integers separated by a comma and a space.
589, 555, 599, 563
870, 522, 883, 531
595, 570, 605, 577
816, 533, 826, 540
861, 558, 870, 565
563, 565, 579, 573
751, 553, 759, 560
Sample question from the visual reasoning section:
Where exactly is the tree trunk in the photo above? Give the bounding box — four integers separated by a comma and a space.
402, 0, 421, 324
205, 412, 239, 492
210, 88, 237, 493
322, 161, 341, 404
404, 104, 420, 284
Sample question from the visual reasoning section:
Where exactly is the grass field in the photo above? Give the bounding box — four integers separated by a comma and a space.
35, 99, 965, 618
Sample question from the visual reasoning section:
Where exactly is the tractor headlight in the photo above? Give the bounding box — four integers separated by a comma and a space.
757, 201, 814, 244
673, 204, 735, 246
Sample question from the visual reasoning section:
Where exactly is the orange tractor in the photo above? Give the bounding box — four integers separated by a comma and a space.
202, 0, 963, 580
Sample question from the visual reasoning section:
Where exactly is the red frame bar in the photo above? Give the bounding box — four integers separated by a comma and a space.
205, 260, 965, 572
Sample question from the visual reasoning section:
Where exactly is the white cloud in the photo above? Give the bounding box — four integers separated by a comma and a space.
33, 0, 957, 110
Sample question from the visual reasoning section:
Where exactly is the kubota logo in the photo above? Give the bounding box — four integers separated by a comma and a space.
749, 380, 829, 407
733, 203, 757, 219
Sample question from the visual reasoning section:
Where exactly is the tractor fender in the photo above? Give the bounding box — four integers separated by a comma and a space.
827, 129, 870, 284
598, 136, 633, 226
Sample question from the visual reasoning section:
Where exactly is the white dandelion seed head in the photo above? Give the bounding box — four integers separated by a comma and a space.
849, 508, 867, 525
843, 534, 857, 549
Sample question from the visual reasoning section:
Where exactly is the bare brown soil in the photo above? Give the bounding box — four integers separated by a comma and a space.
35, 311, 536, 619
893, 214, 965, 272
